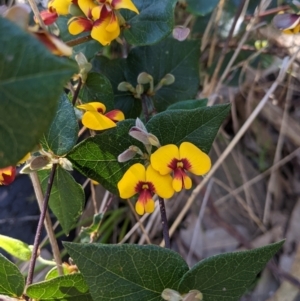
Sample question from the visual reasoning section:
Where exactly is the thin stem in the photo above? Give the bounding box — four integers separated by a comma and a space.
26, 164, 58, 289
158, 197, 170, 249
66, 35, 92, 47
72, 77, 82, 106
29, 172, 63, 275
141, 94, 151, 123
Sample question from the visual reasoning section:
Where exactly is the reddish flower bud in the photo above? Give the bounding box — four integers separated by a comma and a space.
0, 166, 16, 185
39, 10, 58, 25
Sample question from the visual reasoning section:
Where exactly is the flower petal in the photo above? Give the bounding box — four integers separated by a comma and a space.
105, 109, 124, 122
151, 144, 179, 175
105, 12, 118, 32
273, 13, 300, 30
112, 0, 139, 14
77, 102, 106, 113
68, 17, 92, 35
179, 142, 211, 176
135, 190, 155, 215
81, 111, 116, 130
48, 0, 72, 15
78, 0, 97, 17
118, 163, 146, 199
172, 169, 192, 192
91, 10, 120, 45
146, 165, 174, 199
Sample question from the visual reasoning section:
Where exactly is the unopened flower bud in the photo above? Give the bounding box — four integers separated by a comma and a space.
137, 72, 153, 85
118, 146, 141, 162
58, 158, 73, 171
148, 133, 160, 147
129, 127, 150, 145
173, 26, 190, 41
161, 288, 182, 301
30, 156, 51, 170
75, 52, 92, 82
117, 81, 135, 93
161, 74, 175, 86
183, 290, 203, 301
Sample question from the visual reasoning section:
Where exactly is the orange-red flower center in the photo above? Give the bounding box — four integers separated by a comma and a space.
97, 108, 104, 114
168, 158, 191, 171
135, 181, 155, 194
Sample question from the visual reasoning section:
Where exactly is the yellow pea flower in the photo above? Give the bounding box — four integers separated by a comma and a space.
118, 163, 174, 215
151, 142, 211, 192
77, 102, 124, 131
0, 166, 16, 185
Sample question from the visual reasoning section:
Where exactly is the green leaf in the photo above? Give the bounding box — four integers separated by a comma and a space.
178, 241, 284, 301
0, 17, 76, 168
39, 166, 85, 234
68, 120, 143, 195
122, 0, 177, 45
186, 0, 219, 16
147, 104, 231, 153
79, 72, 114, 111
64, 243, 189, 301
0, 235, 32, 261
167, 99, 208, 110
26, 273, 92, 301
42, 94, 78, 156
45, 265, 70, 280
0, 253, 24, 297
93, 39, 200, 117
92, 57, 142, 118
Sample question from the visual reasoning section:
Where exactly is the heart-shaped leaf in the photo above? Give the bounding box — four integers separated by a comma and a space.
42, 94, 78, 156
147, 104, 231, 153
39, 166, 85, 234
64, 243, 189, 301
0, 17, 76, 167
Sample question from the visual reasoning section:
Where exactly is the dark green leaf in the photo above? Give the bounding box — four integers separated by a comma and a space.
122, 0, 177, 45
147, 104, 231, 153
93, 39, 200, 117
79, 72, 114, 111
92, 56, 142, 118
39, 166, 85, 234
0, 253, 24, 297
67, 119, 143, 195
178, 241, 284, 301
187, 0, 219, 16
26, 273, 92, 301
42, 94, 78, 156
0, 18, 76, 167
64, 243, 189, 301
167, 99, 208, 110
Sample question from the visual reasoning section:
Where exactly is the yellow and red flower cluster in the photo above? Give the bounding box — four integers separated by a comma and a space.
77, 102, 124, 130
118, 142, 211, 215
43, 0, 139, 45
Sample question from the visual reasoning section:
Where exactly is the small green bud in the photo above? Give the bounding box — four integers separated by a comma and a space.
117, 81, 135, 93
161, 73, 175, 86
137, 72, 153, 84
161, 288, 182, 301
